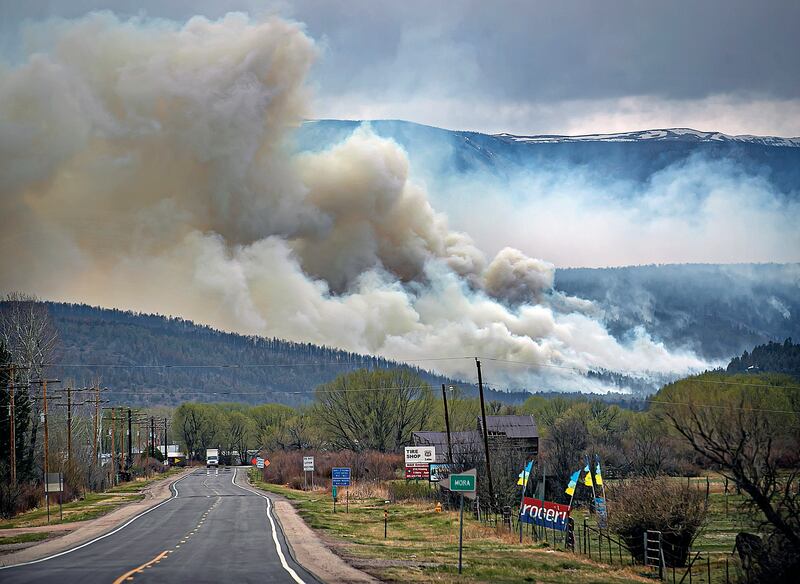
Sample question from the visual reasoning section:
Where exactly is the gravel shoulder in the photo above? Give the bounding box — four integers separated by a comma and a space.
241, 471, 379, 584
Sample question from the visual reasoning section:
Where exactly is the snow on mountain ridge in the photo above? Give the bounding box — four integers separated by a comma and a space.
494, 128, 800, 147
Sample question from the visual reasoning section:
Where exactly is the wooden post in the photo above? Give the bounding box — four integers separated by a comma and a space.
111, 408, 116, 485
475, 358, 495, 508
43, 380, 50, 523
92, 383, 99, 463
8, 364, 15, 485
441, 384, 453, 463
458, 493, 464, 574
66, 384, 72, 464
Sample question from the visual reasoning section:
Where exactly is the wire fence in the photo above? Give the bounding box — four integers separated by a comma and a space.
459, 499, 744, 583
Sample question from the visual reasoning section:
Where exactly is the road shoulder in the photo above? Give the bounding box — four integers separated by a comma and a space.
0, 468, 192, 568
240, 470, 378, 584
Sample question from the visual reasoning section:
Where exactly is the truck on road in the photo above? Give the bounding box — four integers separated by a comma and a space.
206, 448, 219, 467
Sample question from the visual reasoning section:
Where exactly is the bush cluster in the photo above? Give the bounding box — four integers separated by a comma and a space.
607, 476, 708, 567
260, 449, 402, 490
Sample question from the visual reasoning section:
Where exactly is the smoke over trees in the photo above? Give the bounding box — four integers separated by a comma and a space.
0, 12, 711, 391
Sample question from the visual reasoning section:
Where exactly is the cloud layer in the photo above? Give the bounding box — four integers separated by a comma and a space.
0, 13, 712, 389
2, 2, 798, 136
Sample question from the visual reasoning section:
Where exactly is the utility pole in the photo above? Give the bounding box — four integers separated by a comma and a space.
163, 417, 169, 459
441, 384, 453, 464
111, 408, 116, 485
150, 416, 155, 459
475, 358, 495, 509
127, 409, 132, 471
66, 384, 72, 464
43, 379, 50, 522
93, 383, 99, 463
8, 364, 15, 485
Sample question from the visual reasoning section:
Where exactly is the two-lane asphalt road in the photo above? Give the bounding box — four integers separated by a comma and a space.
0, 468, 318, 584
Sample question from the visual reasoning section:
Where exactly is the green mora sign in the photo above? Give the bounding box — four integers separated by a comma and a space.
449, 474, 476, 492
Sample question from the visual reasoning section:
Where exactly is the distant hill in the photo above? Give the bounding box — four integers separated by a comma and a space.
296, 120, 800, 197
555, 264, 800, 361
42, 302, 529, 407
726, 338, 800, 377
295, 121, 800, 362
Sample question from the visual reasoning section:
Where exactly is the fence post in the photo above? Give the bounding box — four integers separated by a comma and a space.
599, 531, 602, 561
608, 532, 613, 565
706, 555, 711, 584
643, 532, 647, 568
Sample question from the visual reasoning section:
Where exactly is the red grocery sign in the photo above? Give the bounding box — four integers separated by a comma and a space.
405, 465, 430, 479
519, 497, 570, 531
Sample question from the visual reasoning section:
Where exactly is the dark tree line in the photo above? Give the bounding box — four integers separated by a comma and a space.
44, 302, 477, 407
727, 338, 800, 377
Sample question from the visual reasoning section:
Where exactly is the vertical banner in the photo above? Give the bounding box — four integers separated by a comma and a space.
595, 497, 608, 528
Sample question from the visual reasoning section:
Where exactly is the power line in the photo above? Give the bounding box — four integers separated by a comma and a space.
646, 399, 799, 415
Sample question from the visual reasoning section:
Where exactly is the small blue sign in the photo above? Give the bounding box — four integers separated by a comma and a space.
332, 467, 351, 486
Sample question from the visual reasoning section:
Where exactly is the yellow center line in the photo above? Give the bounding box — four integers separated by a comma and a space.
112, 550, 169, 584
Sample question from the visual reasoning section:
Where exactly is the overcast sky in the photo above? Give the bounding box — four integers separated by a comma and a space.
2, 0, 799, 136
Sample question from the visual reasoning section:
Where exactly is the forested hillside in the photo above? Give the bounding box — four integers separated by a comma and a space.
555, 264, 800, 360
726, 338, 800, 377
45, 302, 505, 407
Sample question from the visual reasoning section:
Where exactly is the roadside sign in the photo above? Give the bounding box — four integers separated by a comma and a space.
256, 457, 264, 469
449, 474, 476, 492
251, 457, 257, 465
429, 463, 454, 483
303, 456, 315, 471
332, 467, 351, 486
448, 468, 477, 575
404, 446, 435, 465
45, 473, 63, 493
405, 446, 435, 480
332, 485, 338, 499
263, 458, 271, 469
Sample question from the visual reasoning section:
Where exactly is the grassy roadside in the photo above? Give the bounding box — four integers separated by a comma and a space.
249, 470, 650, 584
0, 532, 52, 546
0, 468, 184, 529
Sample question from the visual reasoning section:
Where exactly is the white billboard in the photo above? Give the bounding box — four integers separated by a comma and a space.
404, 446, 436, 466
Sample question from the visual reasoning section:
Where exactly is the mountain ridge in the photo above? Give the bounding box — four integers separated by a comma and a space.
307, 119, 800, 146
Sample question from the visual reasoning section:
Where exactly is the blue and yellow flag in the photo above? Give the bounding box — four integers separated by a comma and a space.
517, 460, 533, 486
594, 459, 604, 486
565, 469, 581, 496
583, 464, 594, 486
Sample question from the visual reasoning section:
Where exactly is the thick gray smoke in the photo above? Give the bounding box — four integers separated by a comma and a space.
0, 13, 710, 389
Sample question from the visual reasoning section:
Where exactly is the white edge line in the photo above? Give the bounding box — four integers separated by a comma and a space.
0, 472, 190, 571
231, 467, 305, 584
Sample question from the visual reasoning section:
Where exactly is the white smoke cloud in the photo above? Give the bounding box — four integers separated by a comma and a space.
0, 12, 712, 391
484, 247, 554, 304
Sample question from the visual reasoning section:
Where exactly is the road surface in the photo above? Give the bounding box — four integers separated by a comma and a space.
0, 467, 318, 584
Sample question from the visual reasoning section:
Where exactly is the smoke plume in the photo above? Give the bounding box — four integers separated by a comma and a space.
0, 13, 710, 389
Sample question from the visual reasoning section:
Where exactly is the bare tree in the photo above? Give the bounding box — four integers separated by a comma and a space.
314, 369, 433, 452
662, 390, 800, 579
0, 294, 59, 482
543, 417, 588, 503
625, 414, 674, 477
665, 402, 799, 543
